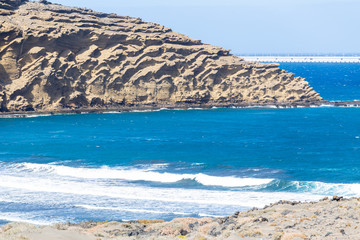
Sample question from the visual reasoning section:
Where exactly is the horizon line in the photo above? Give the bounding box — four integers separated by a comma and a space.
235, 53, 360, 56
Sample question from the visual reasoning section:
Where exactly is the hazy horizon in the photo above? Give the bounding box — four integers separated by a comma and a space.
49, 0, 360, 55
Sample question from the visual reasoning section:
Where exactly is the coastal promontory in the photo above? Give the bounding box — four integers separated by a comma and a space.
0, 0, 322, 112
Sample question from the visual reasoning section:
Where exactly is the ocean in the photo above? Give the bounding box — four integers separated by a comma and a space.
0, 63, 360, 225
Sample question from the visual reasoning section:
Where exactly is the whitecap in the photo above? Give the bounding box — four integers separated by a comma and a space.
13, 163, 274, 187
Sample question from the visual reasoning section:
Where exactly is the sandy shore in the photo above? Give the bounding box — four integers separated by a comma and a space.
1, 196, 360, 239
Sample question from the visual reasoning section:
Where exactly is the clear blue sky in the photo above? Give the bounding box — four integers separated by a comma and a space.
50, 0, 360, 55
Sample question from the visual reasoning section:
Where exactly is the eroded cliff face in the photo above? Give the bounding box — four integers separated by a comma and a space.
0, 0, 322, 112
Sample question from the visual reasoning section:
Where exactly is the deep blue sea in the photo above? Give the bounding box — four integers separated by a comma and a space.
0, 63, 360, 225
280, 62, 360, 101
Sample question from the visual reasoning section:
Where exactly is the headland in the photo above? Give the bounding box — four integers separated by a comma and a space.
0, 0, 322, 113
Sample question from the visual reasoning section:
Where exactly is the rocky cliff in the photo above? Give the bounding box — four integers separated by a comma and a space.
0, 0, 322, 112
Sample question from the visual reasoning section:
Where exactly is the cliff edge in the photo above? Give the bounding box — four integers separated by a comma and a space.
0, 0, 322, 112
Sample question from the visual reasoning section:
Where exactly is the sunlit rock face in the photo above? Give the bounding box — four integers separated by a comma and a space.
0, 1, 322, 112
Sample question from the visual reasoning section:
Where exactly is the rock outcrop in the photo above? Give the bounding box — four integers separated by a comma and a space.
2, 197, 360, 239
0, 0, 322, 112
0, 0, 26, 10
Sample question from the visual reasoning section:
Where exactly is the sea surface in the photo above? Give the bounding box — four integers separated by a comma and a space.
0, 63, 360, 225
280, 62, 360, 101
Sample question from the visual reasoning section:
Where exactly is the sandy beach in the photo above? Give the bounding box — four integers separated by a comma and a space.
1, 196, 359, 239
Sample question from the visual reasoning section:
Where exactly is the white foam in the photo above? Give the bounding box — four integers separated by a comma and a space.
76, 205, 190, 215
3, 162, 360, 225
0, 114, 52, 119
318, 104, 335, 107
15, 163, 274, 187
198, 213, 224, 218
23, 114, 53, 118
232, 105, 278, 109
135, 163, 169, 171
191, 163, 204, 166
0, 214, 56, 226
130, 108, 166, 113
287, 180, 360, 196
0, 174, 324, 208
6, 163, 360, 197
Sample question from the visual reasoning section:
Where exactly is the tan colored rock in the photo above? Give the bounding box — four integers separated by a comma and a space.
0, 1, 322, 112
4, 198, 360, 239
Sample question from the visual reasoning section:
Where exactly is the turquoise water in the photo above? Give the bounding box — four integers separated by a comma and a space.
1, 63, 360, 225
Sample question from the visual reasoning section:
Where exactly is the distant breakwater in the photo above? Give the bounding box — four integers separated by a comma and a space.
242, 56, 360, 63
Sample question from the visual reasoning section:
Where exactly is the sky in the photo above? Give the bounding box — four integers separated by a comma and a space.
49, 0, 360, 55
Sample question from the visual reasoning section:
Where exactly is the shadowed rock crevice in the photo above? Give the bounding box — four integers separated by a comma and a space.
0, 0, 28, 10
0, 1, 322, 112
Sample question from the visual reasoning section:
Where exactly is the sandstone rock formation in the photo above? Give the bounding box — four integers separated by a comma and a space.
0, 0, 26, 10
0, 0, 322, 112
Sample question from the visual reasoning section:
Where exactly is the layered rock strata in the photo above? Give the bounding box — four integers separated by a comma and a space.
0, 0, 322, 112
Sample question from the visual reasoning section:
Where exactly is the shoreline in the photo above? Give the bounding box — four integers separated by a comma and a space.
1, 196, 360, 239
241, 56, 360, 63
1, 100, 360, 118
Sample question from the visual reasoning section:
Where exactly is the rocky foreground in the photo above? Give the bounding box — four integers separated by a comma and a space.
1, 197, 360, 240
0, 0, 322, 112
